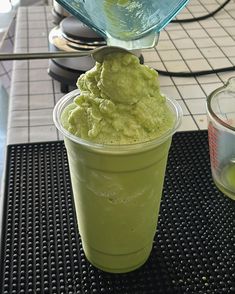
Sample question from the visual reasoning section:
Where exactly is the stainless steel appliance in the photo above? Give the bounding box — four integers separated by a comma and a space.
51, 0, 70, 24
48, 16, 106, 93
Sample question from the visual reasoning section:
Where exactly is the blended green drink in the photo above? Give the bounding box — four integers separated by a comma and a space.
53, 52, 182, 273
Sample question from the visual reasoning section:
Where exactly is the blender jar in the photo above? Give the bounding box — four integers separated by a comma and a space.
54, 0, 190, 49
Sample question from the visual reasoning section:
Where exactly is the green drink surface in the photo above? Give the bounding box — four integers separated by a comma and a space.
214, 160, 235, 200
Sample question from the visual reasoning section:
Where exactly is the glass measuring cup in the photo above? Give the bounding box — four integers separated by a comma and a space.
207, 77, 235, 200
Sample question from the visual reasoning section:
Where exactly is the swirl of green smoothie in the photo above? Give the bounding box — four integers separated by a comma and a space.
61, 52, 173, 144
103, 0, 143, 40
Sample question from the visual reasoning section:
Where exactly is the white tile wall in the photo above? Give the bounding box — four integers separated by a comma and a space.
185, 99, 207, 114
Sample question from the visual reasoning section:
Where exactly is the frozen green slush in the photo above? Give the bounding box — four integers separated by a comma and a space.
53, 52, 182, 273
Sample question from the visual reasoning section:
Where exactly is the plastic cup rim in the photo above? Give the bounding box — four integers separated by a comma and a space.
53, 89, 183, 154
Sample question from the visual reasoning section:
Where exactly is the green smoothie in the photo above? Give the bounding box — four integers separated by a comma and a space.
61, 52, 173, 144
63, 133, 172, 272
54, 52, 181, 273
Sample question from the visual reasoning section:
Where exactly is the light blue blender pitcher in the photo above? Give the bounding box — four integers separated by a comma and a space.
55, 0, 190, 49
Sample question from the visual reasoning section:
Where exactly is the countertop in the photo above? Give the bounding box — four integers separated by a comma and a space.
6, 0, 235, 144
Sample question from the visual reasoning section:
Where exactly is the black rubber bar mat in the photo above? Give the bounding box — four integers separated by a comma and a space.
0, 130, 234, 294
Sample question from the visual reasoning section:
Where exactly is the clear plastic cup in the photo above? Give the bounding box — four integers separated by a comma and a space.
207, 77, 235, 201
53, 89, 182, 273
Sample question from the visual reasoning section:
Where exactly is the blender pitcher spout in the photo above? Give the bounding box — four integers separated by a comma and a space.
106, 31, 160, 50
55, 0, 190, 50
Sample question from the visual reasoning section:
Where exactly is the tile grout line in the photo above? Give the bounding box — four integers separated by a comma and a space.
160, 28, 202, 130
198, 0, 235, 85
44, 5, 60, 141
176, 16, 216, 127
26, 7, 30, 143
171, 6, 225, 94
